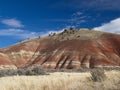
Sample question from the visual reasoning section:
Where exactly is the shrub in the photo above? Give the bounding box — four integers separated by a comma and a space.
17, 69, 27, 75
6, 69, 17, 76
90, 69, 106, 82
0, 69, 17, 77
32, 67, 48, 75
69, 27, 74, 30
0, 67, 48, 77
0, 70, 6, 77
25, 69, 35, 75
52, 33, 56, 36
64, 29, 67, 32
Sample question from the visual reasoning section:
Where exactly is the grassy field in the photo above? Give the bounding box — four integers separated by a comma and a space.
0, 70, 119, 90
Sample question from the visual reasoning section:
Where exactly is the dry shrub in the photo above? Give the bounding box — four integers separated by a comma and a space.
90, 69, 106, 82
0, 67, 48, 77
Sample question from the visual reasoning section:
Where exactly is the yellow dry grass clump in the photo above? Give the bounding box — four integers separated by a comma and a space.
0, 70, 119, 90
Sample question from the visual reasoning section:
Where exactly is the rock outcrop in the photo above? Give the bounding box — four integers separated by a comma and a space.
0, 29, 120, 69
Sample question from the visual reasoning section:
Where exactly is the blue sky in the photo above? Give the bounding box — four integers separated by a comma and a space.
0, 0, 120, 48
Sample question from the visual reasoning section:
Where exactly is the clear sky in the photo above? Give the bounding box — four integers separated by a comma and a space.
0, 0, 120, 48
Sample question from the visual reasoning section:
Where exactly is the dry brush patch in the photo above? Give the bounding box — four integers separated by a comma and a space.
0, 70, 119, 90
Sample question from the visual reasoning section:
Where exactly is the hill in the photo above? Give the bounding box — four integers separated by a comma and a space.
0, 28, 120, 69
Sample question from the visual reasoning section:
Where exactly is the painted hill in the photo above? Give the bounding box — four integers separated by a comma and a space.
0, 28, 120, 69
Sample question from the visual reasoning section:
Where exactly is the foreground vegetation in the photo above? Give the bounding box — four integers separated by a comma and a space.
0, 67, 48, 77
0, 67, 119, 77
0, 69, 119, 90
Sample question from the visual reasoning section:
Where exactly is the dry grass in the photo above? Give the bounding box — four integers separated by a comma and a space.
0, 70, 119, 90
